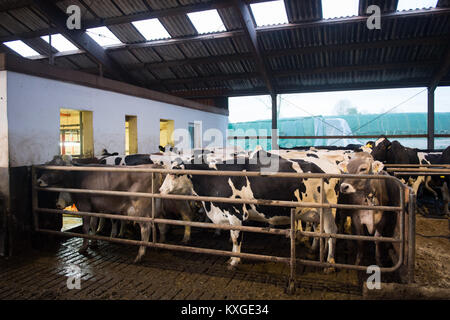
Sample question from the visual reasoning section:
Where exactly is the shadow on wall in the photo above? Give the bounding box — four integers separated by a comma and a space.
0, 192, 6, 256
5, 166, 63, 256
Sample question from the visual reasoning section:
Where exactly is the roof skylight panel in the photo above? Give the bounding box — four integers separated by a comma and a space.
249, 0, 289, 27
86, 26, 122, 47
132, 18, 171, 40
396, 0, 438, 11
321, 0, 359, 19
187, 9, 226, 34
41, 34, 78, 52
3, 40, 40, 57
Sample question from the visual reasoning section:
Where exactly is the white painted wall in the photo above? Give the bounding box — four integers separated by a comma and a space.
5, 71, 228, 167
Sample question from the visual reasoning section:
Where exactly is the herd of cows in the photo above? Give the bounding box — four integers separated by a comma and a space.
35, 137, 450, 271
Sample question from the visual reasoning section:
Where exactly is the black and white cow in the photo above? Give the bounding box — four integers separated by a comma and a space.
159, 150, 339, 271
99, 149, 154, 166
371, 137, 449, 215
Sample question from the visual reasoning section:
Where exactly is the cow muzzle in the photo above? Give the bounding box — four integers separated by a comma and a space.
36, 178, 48, 187
340, 183, 356, 194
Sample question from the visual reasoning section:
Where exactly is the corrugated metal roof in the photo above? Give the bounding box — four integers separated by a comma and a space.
113, 0, 149, 15
159, 15, 197, 38
88, 0, 123, 19
284, 0, 322, 22
0, 0, 448, 98
108, 23, 147, 44
130, 47, 162, 63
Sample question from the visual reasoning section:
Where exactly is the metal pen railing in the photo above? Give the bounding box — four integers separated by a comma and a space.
31, 165, 416, 293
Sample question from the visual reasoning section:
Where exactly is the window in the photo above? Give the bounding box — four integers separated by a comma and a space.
132, 19, 171, 40
397, 0, 438, 11
125, 115, 138, 155
188, 123, 195, 149
160, 119, 174, 148
249, 0, 289, 26
41, 34, 78, 52
189, 121, 203, 148
3, 40, 39, 57
86, 26, 122, 47
187, 9, 226, 34
60, 108, 93, 158
321, 0, 359, 19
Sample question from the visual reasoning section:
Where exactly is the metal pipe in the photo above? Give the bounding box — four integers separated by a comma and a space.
384, 164, 450, 168
289, 208, 296, 292
394, 172, 450, 176
226, 134, 450, 140
408, 191, 416, 283
319, 178, 324, 263
151, 173, 156, 243
37, 228, 291, 264
34, 165, 412, 180
35, 186, 403, 212
387, 168, 450, 173
297, 230, 401, 243
35, 207, 290, 236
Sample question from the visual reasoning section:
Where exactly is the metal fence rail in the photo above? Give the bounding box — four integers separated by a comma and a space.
32, 165, 416, 293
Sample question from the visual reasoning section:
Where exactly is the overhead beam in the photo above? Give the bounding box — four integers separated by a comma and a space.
429, 45, 450, 91
232, 0, 275, 95
30, 0, 132, 83
32, 35, 448, 69
145, 60, 438, 86
171, 78, 450, 98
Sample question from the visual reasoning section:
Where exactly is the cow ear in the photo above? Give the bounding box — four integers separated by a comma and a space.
338, 161, 348, 173
372, 160, 384, 173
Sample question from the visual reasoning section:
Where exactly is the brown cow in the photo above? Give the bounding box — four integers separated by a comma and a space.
338, 155, 400, 266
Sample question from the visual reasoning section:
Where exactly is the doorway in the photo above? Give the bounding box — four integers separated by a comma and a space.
160, 119, 174, 148
125, 115, 138, 155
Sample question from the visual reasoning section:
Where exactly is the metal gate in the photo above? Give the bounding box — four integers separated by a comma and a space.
31, 165, 416, 293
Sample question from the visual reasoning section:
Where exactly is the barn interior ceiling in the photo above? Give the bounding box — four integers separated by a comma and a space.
0, 0, 449, 103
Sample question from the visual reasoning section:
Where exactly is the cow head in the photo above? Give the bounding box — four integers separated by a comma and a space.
36, 155, 72, 187
371, 136, 391, 163
56, 192, 73, 209
159, 160, 194, 195
338, 157, 384, 194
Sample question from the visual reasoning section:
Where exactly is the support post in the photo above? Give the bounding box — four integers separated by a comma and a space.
152, 173, 156, 243
427, 87, 435, 150
287, 208, 296, 294
408, 191, 416, 284
271, 94, 278, 150
319, 178, 325, 263
31, 167, 39, 231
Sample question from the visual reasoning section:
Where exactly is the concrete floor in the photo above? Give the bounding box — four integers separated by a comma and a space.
0, 227, 363, 300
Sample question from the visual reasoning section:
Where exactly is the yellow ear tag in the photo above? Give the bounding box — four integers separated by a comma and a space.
441, 176, 445, 179
365, 143, 373, 148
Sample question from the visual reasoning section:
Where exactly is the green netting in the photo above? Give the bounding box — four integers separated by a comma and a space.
228, 112, 450, 150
